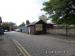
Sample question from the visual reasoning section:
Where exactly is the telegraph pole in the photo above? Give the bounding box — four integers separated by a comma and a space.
0, 17, 2, 28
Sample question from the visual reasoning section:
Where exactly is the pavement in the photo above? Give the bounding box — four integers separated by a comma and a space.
46, 33, 75, 41
0, 34, 18, 56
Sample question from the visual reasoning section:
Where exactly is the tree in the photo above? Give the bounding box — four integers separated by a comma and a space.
26, 20, 30, 25
1, 22, 10, 31
39, 15, 48, 22
42, 0, 75, 25
1, 22, 17, 31
42, 0, 75, 36
19, 22, 25, 27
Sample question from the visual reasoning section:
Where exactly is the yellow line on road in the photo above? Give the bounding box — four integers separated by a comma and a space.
13, 39, 31, 56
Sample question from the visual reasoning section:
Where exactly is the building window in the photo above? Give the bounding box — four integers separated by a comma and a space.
35, 24, 43, 31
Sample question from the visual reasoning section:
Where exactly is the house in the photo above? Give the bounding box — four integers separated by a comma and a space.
16, 20, 54, 35
17, 26, 28, 33
27, 20, 47, 34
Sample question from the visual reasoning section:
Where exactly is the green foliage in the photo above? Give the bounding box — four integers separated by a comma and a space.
1, 22, 17, 31
42, 0, 75, 25
19, 22, 25, 27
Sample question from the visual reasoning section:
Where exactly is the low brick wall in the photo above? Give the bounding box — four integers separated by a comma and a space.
47, 28, 75, 36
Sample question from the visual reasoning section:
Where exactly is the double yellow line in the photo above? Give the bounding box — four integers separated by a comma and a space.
13, 39, 31, 56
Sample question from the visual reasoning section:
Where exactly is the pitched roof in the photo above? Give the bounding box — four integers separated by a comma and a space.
28, 20, 47, 26
29, 22, 36, 25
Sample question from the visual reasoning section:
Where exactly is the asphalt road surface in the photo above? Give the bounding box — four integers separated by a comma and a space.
5, 31, 75, 56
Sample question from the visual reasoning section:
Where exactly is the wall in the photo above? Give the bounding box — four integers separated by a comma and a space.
19, 26, 28, 33
47, 28, 75, 36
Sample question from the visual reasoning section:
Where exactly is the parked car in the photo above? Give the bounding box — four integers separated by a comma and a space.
15, 29, 20, 32
0, 29, 4, 34
4, 30, 8, 32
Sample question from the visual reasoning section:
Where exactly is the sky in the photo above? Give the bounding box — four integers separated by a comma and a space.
0, 0, 48, 25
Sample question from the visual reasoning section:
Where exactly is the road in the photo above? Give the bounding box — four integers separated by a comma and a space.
5, 31, 75, 56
